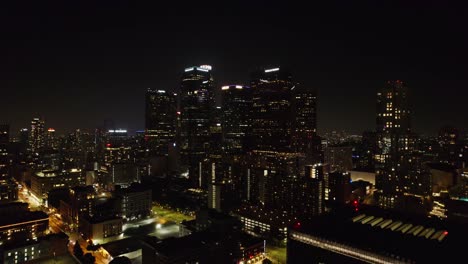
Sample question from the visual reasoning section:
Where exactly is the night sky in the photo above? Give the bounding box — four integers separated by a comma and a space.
1, 1, 467, 135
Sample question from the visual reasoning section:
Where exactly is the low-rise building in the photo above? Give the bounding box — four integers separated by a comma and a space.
0, 209, 48, 245
0, 179, 18, 203
1, 233, 69, 264
31, 169, 84, 202
79, 215, 123, 245
232, 204, 297, 244
116, 183, 152, 221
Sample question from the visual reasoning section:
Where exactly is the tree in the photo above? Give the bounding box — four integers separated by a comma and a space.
82, 253, 96, 264
109, 256, 132, 264
73, 242, 84, 259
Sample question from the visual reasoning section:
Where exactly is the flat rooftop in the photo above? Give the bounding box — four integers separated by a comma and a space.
290, 206, 467, 263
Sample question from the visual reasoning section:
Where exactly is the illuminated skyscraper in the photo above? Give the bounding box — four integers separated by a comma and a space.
292, 86, 317, 153
0, 124, 9, 178
375, 80, 416, 208
45, 128, 58, 150
145, 88, 177, 155
251, 67, 294, 152
221, 85, 252, 155
179, 65, 215, 186
29, 117, 45, 153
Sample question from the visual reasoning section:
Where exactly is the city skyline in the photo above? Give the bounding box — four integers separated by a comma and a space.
0, 2, 467, 263
1, 2, 467, 134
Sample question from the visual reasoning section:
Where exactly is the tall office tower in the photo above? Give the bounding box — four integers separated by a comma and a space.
375, 80, 416, 208
179, 65, 215, 186
292, 86, 318, 154
0, 124, 9, 178
19, 128, 29, 153
251, 67, 294, 152
29, 117, 45, 153
145, 88, 177, 155
45, 128, 58, 150
221, 85, 252, 156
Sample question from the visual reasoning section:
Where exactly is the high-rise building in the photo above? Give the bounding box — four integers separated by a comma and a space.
45, 128, 58, 150
0, 124, 9, 178
221, 85, 252, 156
145, 89, 177, 156
375, 80, 416, 208
179, 65, 215, 186
29, 117, 45, 153
251, 67, 294, 152
292, 86, 318, 155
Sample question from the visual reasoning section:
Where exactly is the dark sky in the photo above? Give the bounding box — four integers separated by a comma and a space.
1, 1, 467, 135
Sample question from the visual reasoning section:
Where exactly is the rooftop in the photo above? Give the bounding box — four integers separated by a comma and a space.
102, 237, 142, 257
290, 206, 467, 263
0, 211, 48, 227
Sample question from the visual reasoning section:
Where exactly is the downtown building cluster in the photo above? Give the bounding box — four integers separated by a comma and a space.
0, 65, 467, 263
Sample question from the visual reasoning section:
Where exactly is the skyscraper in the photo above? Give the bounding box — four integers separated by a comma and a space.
0, 124, 9, 178
375, 80, 416, 208
29, 117, 45, 153
251, 67, 294, 152
221, 85, 252, 156
292, 86, 318, 154
45, 128, 58, 150
179, 65, 215, 186
145, 88, 177, 155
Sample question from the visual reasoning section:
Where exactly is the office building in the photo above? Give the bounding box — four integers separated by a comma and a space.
142, 217, 264, 264
45, 128, 58, 150
251, 67, 294, 152
145, 88, 177, 156
0, 179, 18, 202
116, 183, 152, 221
30, 169, 84, 201
59, 186, 96, 225
0, 208, 48, 245
292, 86, 319, 157
179, 65, 215, 187
29, 117, 45, 153
233, 204, 296, 243
1, 233, 69, 264
79, 215, 123, 245
221, 84, 252, 155
0, 124, 9, 179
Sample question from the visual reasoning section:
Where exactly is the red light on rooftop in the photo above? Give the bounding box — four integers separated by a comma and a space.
293, 221, 301, 229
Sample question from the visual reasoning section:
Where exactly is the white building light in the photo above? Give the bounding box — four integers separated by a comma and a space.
199, 65, 212, 70
265, 67, 280, 73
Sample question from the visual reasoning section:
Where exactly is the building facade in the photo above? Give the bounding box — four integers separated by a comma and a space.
29, 117, 45, 153
145, 89, 177, 156
179, 65, 215, 187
